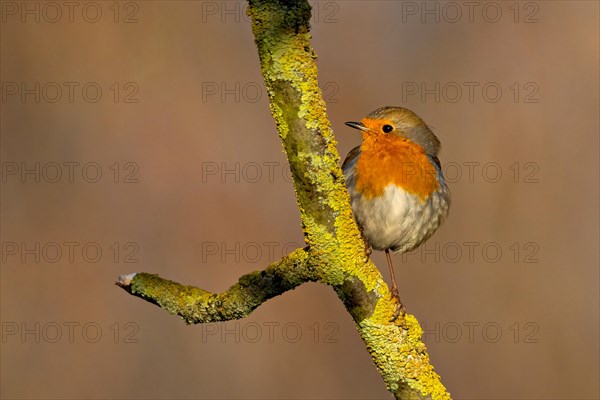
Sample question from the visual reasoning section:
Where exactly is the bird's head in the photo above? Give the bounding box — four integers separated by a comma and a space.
345, 106, 441, 156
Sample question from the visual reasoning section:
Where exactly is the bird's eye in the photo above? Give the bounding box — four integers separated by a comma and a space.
382, 125, 393, 133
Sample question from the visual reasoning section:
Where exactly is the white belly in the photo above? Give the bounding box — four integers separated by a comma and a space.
350, 184, 450, 253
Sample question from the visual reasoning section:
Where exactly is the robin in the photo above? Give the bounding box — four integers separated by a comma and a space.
342, 106, 450, 319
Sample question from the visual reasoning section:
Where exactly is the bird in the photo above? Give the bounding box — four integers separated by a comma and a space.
342, 106, 450, 319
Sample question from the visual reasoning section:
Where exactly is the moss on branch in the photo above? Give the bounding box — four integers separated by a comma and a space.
120, 249, 312, 324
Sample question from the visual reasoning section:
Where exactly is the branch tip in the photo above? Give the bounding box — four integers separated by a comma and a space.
116, 273, 137, 287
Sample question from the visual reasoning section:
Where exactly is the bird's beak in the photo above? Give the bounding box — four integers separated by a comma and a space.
345, 121, 369, 132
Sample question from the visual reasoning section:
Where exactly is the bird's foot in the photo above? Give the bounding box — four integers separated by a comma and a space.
365, 242, 373, 257
389, 287, 406, 322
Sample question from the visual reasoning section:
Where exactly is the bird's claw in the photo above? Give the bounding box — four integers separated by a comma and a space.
365, 242, 373, 257
389, 287, 406, 322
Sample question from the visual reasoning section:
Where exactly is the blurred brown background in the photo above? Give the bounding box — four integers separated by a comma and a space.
1, 1, 598, 399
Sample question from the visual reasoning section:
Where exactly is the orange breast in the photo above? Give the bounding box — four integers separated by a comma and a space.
355, 135, 440, 201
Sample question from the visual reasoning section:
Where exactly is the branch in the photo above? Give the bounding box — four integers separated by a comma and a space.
116, 1, 451, 399
116, 248, 311, 324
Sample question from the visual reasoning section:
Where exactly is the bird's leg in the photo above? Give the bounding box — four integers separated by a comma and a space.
385, 249, 406, 321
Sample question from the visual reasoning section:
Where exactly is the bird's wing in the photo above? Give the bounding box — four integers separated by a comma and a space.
428, 155, 441, 170
342, 146, 361, 172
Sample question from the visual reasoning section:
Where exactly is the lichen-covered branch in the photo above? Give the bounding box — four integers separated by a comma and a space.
116, 248, 312, 324
116, 1, 451, 399
245, 2, 451, 398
